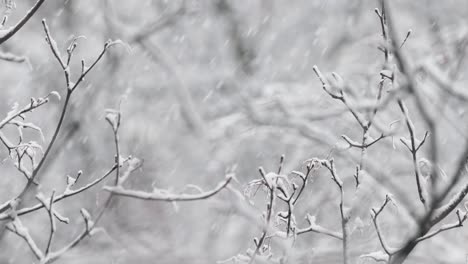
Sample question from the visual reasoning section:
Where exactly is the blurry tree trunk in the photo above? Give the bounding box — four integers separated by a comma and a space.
103, 0, 206, 137
136, 38, 206, 136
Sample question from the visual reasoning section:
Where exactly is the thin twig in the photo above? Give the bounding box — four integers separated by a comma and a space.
248, 168, 275, 264
320, 159, 349, 264
92, 107, 122, 224
0, 165, 117, 220
398, 100, 427, 206
371, 195, 396, 256
312, 66, 367, 129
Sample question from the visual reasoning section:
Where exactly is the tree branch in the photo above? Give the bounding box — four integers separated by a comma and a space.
0, 0, 46, 45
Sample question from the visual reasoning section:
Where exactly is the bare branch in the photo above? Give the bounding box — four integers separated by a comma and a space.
0, 95, 51, 130
291, 161, 314, 205
104, 175, 233, 201
0, 165, 117, 220
416, 209, 467, 243
320, 159, 349, 264
342, 133, 385, 149
398, 100, 427, 206
35, 191, 57, 256
8, 21, 119, 216
40, 209, 96, 264
313, 65, 367, 129
92, 107, 123, 224
0, 0, 46, 45
6, 216, 44, 260
248, 170, 275, 264
371, 195, 397, 256
296, 214, 343, 240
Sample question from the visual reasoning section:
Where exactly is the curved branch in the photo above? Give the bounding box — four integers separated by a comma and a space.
103, 175, 233, 201
0, 0, 46, 45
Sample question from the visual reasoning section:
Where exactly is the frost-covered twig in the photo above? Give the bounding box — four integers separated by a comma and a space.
11, 19, 120, 206
5, 213, 44, 260
0, 165, 117, 220
366, 202, 467, 262
383, 0, 468, 262
320, 159, 349, 264
0, 0, 45, 45
42, 19, 123, 93
5, 191, 98, 264
248, 167, 276, 264
0, 94, 52, 129
341, 133, 385, 149
273, 156, 298, 239
36, 191, 58, 256
296, 214, 343, 240
92, 107, 122, 225
416, 209, 467, 243
223, 156, 357, 263
103, 175, 233, 201
430, 175, 468, 226
370, 195, 397, 256
0, 92, 59, 213
9, 209, 96, 264
312, 66, 367, 129
40, 209, 96, 264
385, 0, 440, 195
312, 63, 393, 186
291, 160, 315, 205
398, 100, 429, 207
